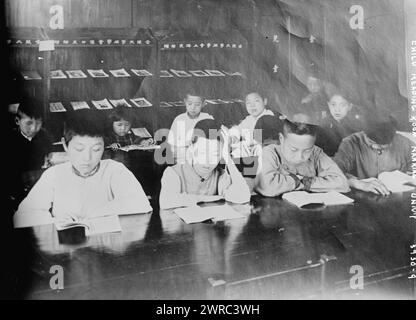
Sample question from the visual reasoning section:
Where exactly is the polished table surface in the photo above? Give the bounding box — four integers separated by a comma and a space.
13, 189, 416, 300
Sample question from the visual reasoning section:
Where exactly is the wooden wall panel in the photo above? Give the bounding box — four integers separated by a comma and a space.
6, 0, 133, 28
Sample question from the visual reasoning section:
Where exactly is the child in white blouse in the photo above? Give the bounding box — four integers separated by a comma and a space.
14, 110, 152, 228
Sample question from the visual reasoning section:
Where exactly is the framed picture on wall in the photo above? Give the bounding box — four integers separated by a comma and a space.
70, 101, 90, 110
130, 97, 152, 107
189, 70, 210, 77
50, 70, 67, 79
109, 68, 131, 77
49, 102, 66, 112
109, 98, 132, 107
87, 69, 110, 78
66, 70, 88, 78
131, 69, 153, 77
92, 99, 113, 110
170, 69, 192, 77
205, 69, 225, 76
159, 70, 174, 77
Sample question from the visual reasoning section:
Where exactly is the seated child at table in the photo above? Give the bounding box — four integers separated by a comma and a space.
10, 98, 52, 173
229, 91, 275, 158
316, 88, 365, 156
9, 99, 53, 204
160, 119, 251, 209
255, 114, 349, 197
333, 112, 414, 195
14, 110, 152, 228
105, 105, 153, 150
167, 92, 213, 164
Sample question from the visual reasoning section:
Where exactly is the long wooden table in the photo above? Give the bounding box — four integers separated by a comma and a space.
12, 189, 416, 300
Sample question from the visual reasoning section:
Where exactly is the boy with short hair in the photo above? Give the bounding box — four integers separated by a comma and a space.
316, 89, 365, 156
333, 112, 414, 195
160, 119, 251, 209
10, 99, 52, 173
229, 91, 275, 158
255, 115, 349, 197
14, 110, 152, 228
167, 93, 213, 164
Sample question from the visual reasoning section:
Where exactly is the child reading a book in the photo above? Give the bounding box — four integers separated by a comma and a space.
167, 92, 213, 164
255, 114, 349, 197
160, 119, 251, 209
333, 112, 414, 195
105, 105, 153, 150
229, 91, 275, 158
14, 110, 152, 228
9, 99, 53, 205
316, 88, 365, 156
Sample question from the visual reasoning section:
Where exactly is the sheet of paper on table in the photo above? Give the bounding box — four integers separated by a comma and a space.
85, 215, 122, 236
282, 191, 354, 208
377, 170, 416, 192
174, 204, 245, 224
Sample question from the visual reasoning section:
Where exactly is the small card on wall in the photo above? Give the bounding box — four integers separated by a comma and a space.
66, 70, 88, 78
130, 97, 152, 107
50, 70, 67, 79
159, 70, 174, 77
170, 69, 192, 77
92, 99, 113, 110
131, 69, 153, 77
87, 69, 109, 78
109, 98, 132, 107
109, 68, 131, 77
70, 101, 90, 110
205, 69, 225, 76
50, 102, 66, 113
160, 101, 173, 107
189, 70, 210, 77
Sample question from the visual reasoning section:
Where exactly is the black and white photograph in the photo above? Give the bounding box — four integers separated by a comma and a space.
2, 0, 416, 306
65, 69, 88, 79
130, 68, 153, 77
70, 100, 90, 110
91, 98, 113, 110
109, 98, 132, 108
204, 69, 226, 76
50, 69, 67, 79
130, 97, 152, 107
109, 68, 131, 78
170, 69, 192, 77
87, 69, 110, 78
49, 102, 66, 113
189, 70, 210, 77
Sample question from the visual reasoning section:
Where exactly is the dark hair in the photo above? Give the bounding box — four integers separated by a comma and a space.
246, 89, 267, 101
192, 118, 223, 143
108, 105, 135, 123
282, 119, 317, 137
64, 110, 106, 144
364, 112, 397, 145
16, 98, 44, 120
253, 115, 282, 144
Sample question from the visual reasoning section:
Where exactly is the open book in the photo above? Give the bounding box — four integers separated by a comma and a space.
54, 215, 122, 236
377, 170, 416, 193
174, 204, 245, 224
282, 191, 354, 208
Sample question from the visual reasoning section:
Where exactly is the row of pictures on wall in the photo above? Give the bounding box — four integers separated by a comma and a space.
20, 69, 244, 80
49, 98, 152, 112
48, 97, 244, 112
